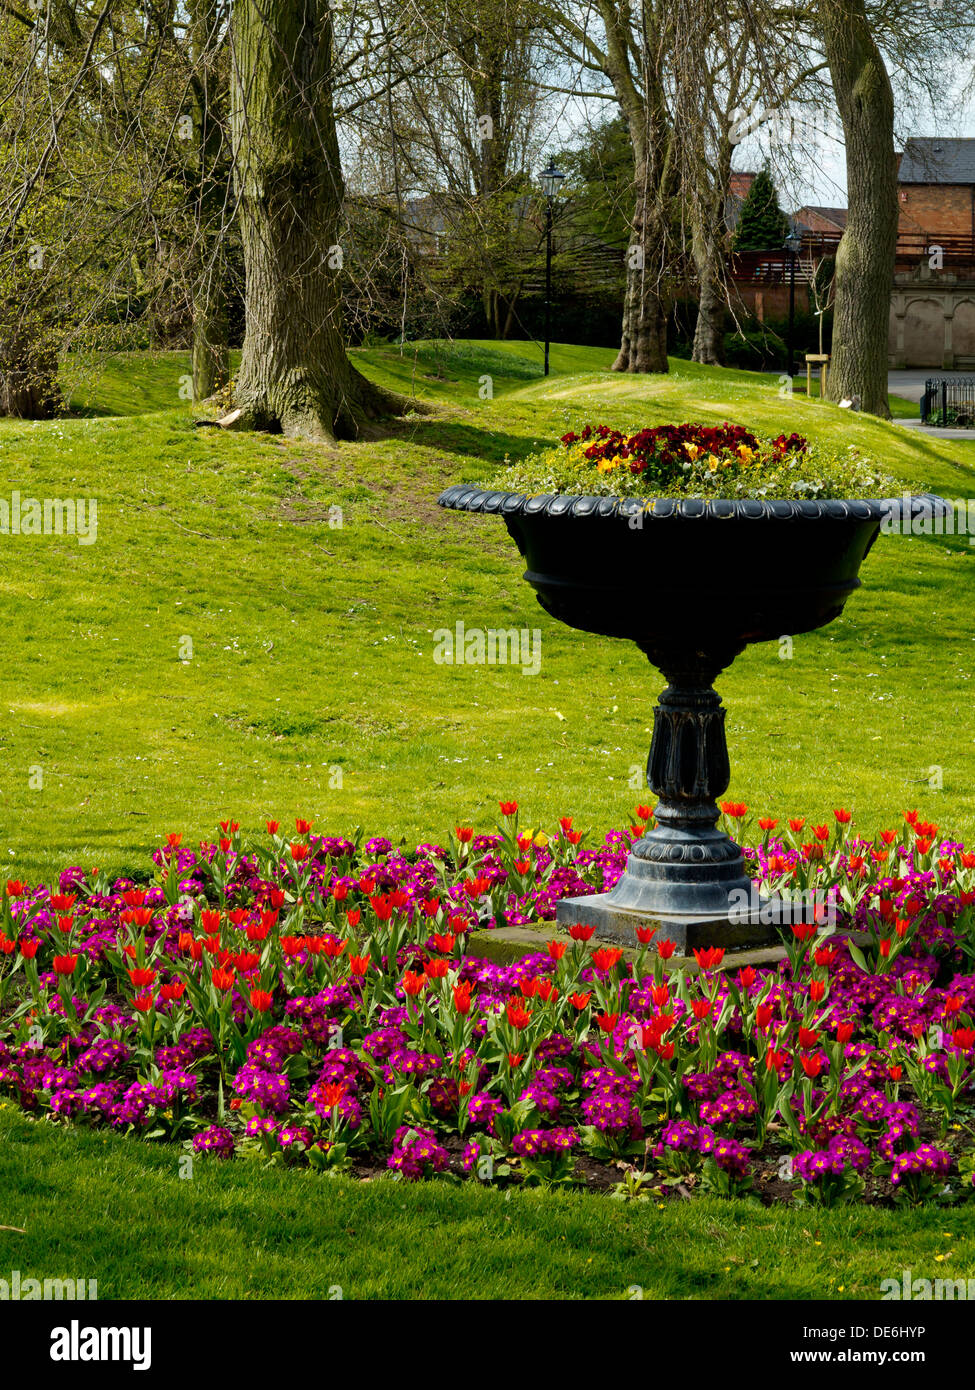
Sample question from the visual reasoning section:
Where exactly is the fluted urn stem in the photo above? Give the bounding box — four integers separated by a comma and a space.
640, 644, 744, 834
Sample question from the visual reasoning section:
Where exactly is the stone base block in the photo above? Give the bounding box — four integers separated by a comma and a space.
555, 891, 778, 954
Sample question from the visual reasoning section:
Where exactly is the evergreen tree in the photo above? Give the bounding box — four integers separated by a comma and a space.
731, 168, 790, 251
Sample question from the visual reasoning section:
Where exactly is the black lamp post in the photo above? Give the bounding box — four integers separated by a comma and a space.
784, 229, 802, 377
539, 158, 565, 376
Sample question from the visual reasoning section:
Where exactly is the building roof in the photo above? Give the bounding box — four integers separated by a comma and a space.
725, 172, 757, 231
898, 138, 975, 185
796, 205, 847, 229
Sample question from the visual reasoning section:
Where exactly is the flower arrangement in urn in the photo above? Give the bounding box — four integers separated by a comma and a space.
492, 421, 900, 501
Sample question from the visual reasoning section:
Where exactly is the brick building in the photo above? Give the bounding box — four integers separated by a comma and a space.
889, 138, 975, 368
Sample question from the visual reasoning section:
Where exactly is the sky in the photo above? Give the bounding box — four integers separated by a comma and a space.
733, 73, 975, 212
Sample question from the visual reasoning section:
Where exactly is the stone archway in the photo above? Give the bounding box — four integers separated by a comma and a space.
902, 297, 947, 367
952, 300, 975, 367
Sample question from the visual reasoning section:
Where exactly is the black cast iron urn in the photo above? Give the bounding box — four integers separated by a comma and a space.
438, 485, 947, 952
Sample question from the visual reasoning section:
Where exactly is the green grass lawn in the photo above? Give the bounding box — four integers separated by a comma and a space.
4, 1104, 975, 1300
2, 339, 973, 1301
0, 339, 967, 886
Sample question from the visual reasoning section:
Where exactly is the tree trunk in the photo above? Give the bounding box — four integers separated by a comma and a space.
192, 267, 229, 401
818, 0, 896, 418
691, 135, 730, 366
614, 184, 670, 372
228, 0, 408, 438
690, 233, 725, 365
598, 1, 674, 375
189, 0, 230, 403
0, 322, 60, 417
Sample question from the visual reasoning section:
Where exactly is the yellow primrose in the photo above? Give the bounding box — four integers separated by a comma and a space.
684, 442, 702, 460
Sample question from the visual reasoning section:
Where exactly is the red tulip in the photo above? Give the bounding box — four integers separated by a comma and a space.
590, 946, 623, 973
53, 954, 78, 975
693, 946, 724, 972
250, 989, 273, 1011
569, 923, 595, 942
319, 1082, 346, 1110
568, 991, 592, 1010
506, 1000, 532, 1029
547, 940, 567, 961
212, 968, 235, 991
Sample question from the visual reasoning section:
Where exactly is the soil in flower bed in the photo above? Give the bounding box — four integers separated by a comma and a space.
2, 802, 975, 1209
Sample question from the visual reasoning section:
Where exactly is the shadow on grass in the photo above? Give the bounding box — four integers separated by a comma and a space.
373, 414, 551, 466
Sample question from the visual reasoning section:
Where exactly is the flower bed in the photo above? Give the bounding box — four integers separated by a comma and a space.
490, 422, 900, 500
2, 803, 975, 1206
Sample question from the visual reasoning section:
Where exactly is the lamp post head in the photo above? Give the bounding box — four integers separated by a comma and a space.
784, 230, 802, 256
540, 158, 566, 201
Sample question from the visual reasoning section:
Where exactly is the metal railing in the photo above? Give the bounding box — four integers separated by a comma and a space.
920, 377, 975, 426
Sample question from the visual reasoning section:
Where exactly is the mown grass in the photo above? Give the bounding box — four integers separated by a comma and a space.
1, 340, 972, 1302
4, 1105, 975, 1300
0, 339, 966, 887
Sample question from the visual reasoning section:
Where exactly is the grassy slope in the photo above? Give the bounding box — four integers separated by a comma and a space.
0, 340, 968, 885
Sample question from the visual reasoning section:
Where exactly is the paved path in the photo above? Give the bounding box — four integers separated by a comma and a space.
887, 370, 975, 438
